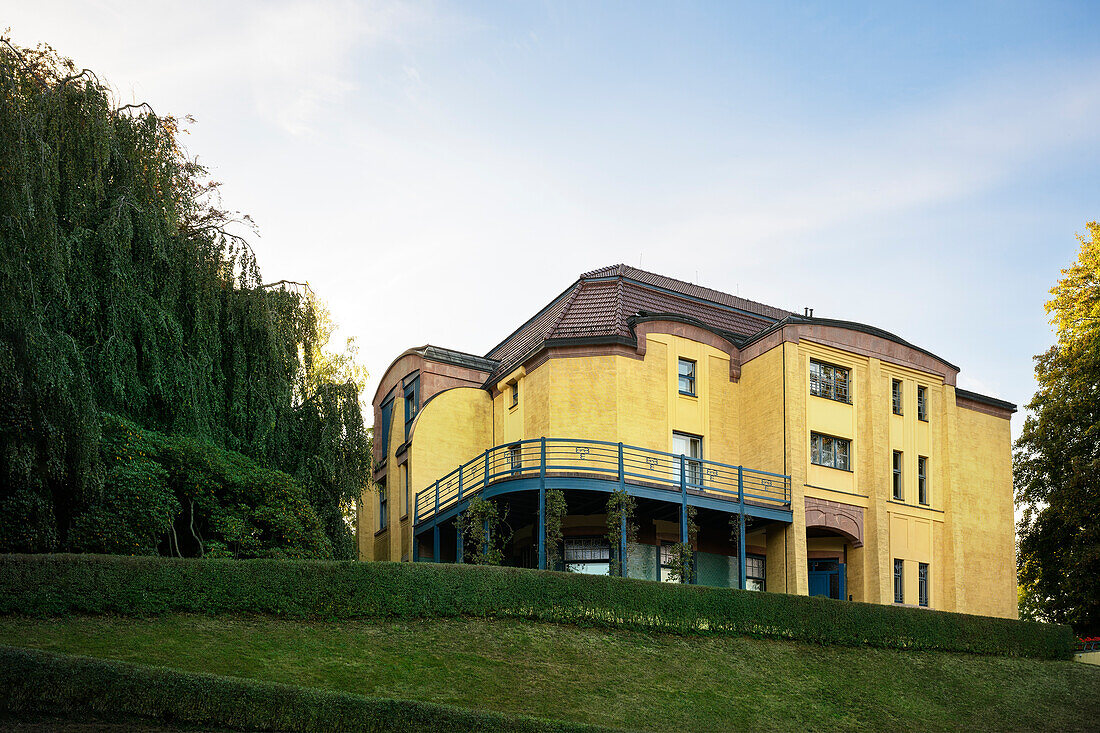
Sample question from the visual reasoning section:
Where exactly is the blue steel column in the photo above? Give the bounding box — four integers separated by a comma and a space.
433, 480, 440, 563
456, 519, 463, 564
412, 488, 419, 562
538, 437, 546, 570
483, 518, 490, 559
618, 443, 626, 577
738, 466, 747, 590
679, 456, 688, 542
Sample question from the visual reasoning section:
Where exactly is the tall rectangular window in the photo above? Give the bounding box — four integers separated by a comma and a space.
917, 385, 928, 421
892, 450, 904, 500
894, 559, 904, 603
401, 464, 409, 517
509, 444, 522, 472
918, 562, 929, 607
377, 397, 394, 465
745, 555, 766, 591
918, 456, 928, 505
811, 432, 850, 471
892, 379, 903, 415
378, 480, 388, 531
510, 382, 519, 408
678, 358, 696, 396
404, 376, 420, 439
673, 432, 702, 485
810, 360, 851, 403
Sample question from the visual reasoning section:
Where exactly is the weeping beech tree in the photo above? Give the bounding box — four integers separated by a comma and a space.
0, 40, 369, 558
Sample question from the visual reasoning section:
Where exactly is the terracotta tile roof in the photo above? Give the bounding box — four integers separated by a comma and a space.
484, 265, 791, 384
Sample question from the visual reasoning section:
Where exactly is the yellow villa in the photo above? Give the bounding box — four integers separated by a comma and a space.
359, 265, 1017, 618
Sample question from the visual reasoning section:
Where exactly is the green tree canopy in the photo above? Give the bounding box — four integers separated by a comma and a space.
1015, 221, 1100, 634
0, 40, 369, 558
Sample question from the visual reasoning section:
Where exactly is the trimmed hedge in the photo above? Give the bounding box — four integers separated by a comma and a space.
0, 646, 614, 732
0, 554, 1074, 660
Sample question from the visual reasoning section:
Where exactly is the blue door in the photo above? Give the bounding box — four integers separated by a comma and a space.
808, 560, 846, 600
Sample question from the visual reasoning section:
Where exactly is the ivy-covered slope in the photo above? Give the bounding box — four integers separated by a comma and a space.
0, 41, 369, 557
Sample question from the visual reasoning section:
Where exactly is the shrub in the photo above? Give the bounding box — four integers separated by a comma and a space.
0, 554, 1074, 660
0, 646, 613, 732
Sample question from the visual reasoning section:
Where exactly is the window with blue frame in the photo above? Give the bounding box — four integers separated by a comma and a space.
377, 396, 394, 464
918, 562, 929, 607
894, 558, 904, 603
403, 376, 419, 439
510, 382, 519, 408
678, 358, 696, 396
378, 479, 388, 531
745, 554, 766, 591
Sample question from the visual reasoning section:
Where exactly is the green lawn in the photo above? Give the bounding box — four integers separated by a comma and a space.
0, 614, 1095, 732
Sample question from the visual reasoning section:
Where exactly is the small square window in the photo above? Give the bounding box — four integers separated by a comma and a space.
893, 451, 903, 500
510, 383, 519, 408
917, 386, 928, 422
894, 559, 904, 603
678, 358, 696, 396
892, 379, 903, 415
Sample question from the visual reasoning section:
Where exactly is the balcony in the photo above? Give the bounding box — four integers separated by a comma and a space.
414, 437, 792, 529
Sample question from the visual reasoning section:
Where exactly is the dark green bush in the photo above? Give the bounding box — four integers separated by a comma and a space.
0, 554, 1074, 660
0, 646, 613, 732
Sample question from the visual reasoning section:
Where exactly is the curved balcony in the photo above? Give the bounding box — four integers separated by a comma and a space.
413, 438, 793, 530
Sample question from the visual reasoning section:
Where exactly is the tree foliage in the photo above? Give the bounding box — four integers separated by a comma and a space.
543, 489, 566, 570
0, 40, 369, 557
1014, 221, 1100, 634
457, 497, 510, 566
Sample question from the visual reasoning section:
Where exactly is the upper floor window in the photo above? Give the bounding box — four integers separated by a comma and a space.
892, 379, 903, 415
917, 385, 928, 421
510, 383, 519, 408
918, 456, 928, 505
678, 358, 696, 396
401, 464, 410, 517
918, 562, 929, 607
509, 443, 522, 472
892, 450, 904, 500
403, 376, 420, 439
811, 432, 850, 471
810, 360, 850, 403
894, 559, 904, 603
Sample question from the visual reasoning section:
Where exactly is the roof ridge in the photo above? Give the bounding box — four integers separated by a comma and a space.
613, 275, 625, 334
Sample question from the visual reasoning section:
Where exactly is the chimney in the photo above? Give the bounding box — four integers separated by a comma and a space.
804, 307, 814, 318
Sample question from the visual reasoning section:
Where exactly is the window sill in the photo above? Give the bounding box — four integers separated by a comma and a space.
918, 417, 929, 423
401, 513, 409, 522
811, 463, 853, 473
810, 394, 853, 405
678, 391, 697, 398
374, 527, 389, 538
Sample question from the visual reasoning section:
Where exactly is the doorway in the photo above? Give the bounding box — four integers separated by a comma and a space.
808, 559, 846, 600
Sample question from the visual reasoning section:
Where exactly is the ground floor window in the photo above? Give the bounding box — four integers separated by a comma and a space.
894, 558, 904, 603
746, 554, 766, 591
659, 541, 677, 582
918, 562, 929, 607
564, 537, 610, 575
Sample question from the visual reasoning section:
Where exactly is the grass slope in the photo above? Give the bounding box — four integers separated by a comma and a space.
0, 615, 1095, 732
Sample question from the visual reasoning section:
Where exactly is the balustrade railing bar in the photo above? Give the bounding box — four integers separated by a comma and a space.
414, 437, 791, 525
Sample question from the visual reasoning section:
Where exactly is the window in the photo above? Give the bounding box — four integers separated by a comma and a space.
564, 537, 611, 574
509, 444, 522, 472
673, 432, 703, 486
377, 396, 394, 464
811, 432, 850, 471
401, 464, 409, 517
894, 559, 904, 603
810, 360, 850, 403
403, 376, 420, 439
892, 379, 903, 415
378, 480, 388, 531
918, 562, 929, 607
659, 542, 678, 582
917, 385, 928, 421
746, 555, 766, 591
918, 456, 928, 505
510, 382, 519, 408
678, 358, 696, 396
892, 451, 903, 500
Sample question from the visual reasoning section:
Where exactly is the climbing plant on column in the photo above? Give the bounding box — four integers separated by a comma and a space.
457, 497, 510, 566
605, 488, 637, 577
543, 489, 567, 570
666, 505, 698, 584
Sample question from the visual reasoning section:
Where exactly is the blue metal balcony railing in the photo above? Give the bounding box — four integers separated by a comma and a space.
414, 437, 791, 525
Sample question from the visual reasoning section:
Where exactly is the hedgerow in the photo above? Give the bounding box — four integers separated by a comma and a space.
0, 646, 614, 732
0, 554, 1074, 659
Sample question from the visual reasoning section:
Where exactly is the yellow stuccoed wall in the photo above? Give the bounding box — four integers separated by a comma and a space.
369, 325, 1016, 619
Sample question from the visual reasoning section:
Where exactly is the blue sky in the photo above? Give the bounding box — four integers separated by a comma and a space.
8, 1, 1100, 434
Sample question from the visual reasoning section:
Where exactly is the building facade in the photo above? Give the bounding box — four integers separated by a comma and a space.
359, 265, 1017, 618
